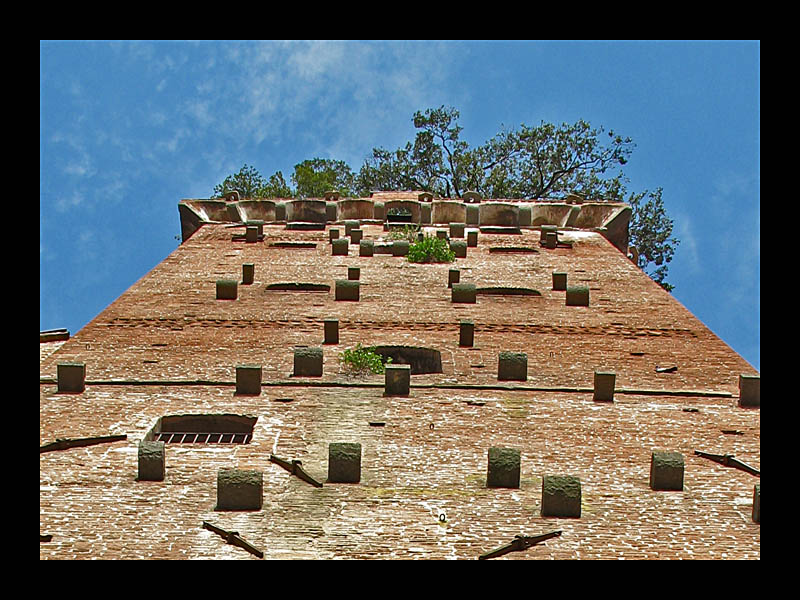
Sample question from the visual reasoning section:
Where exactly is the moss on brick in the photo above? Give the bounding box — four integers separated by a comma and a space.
359, 239, 374, 256
328, 442, 361, 483
323, 319, 339, 344
216, 280, 238, 300
450, 240, 467, 258
739, 374, 760, 407
293, 346, 323, 377
451, 283, 476, 303
242, 263, 255, 285
384, 364, 411, 396
752, 484, 760, 523
541, 475, 581, 517
235, 364, 262, 395
498, 352, 527, 381
566, 285, 589, 306
487, 447, 520, 488
137, 441, 165, 481
332, 238, 349, 256
459, 320, 474, 347
449, 222, 466, 238
335, 279, 360, 301
216, 468, 263, 511
392, 240, 410, 257
649, 451, 684, 491
593, 371, 616, 402
57, 362, 85, 393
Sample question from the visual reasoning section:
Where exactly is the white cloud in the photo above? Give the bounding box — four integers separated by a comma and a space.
196, 80, 214, 95
74, 228, 101, 265
709, 169, 759, 275
156, 127, 191, 154
63, 158, 95, 178
185, 99, 214, 127
51, 131, 96, 178
286, 41, 346, 81
98, 175, 127, 201
149, 111, 167, 126
709, 170, 759, 224
124, 42, 155, 64
202, 41, 465, 153
45, 41, 472, 221
55, 190, 85, 212
673, 212, 701, 274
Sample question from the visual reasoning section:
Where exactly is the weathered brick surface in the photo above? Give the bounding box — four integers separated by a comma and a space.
40, 221, 759, 559
39, 385, 760, 559
40, 340, 67, 362
41, 226, 755, 392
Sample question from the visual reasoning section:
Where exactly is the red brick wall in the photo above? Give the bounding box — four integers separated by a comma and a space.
40, 223, 759, 559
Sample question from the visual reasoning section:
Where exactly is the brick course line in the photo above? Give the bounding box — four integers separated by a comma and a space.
39, 379, 732, 398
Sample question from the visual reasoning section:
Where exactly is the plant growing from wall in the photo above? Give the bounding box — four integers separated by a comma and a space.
407, 235, 455, 263
388, 224, 421, 242
340, 344, 392, 377
387, 208, 412, 216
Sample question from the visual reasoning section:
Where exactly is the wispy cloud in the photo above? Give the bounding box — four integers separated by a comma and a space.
673, 212, 701, 274
184, 99, 214, 128
704, 170, 760, 319
55, 190, 85, 212
286, 41, 346, 81
51, 132, 96, 178
43, 41, 471, 219
63, 158, 95, 178
156, 126, 192, 154
194, 41, 466, 159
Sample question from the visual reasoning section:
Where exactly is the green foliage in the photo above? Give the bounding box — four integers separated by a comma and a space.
213, 160, 355, 199
213, 164, 267, 198
213, 164, 291, 198
262, 171, 293, 198
387, 207, 412, 216
407, 235, 455, 263
388, 224, 421, 242
357, 105, 677, 290
357, 106, 635, 203
213, 106, 680, 290
628, 188, 679, 292
292, 158, 356, 198
340, 344, 392, 377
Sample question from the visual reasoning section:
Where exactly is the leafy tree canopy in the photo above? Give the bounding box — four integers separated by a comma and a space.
213, 160, 355, 199
628, 188, 677, 291
212, 106, 679, 291
292, 158, 356, 198
213, 163, 267, 199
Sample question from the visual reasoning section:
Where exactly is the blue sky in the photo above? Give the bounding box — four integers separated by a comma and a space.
40, 40, 760, 370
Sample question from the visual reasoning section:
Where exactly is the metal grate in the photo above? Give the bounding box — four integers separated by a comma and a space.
153, 432, 251, 444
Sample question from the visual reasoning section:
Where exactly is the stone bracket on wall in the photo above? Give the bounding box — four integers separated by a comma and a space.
202, 521, 264, 559
179, 197, 632, 251
479, 530, 562, 560
693, 450, 760, 476
40, 434, 128, 454
269, 454, 324, 488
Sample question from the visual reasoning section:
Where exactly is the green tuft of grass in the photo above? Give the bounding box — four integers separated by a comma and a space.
340, 344, 392, 377
407, 235, 455, 263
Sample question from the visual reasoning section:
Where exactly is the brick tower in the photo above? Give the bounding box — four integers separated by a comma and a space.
40, 191, 760, 559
